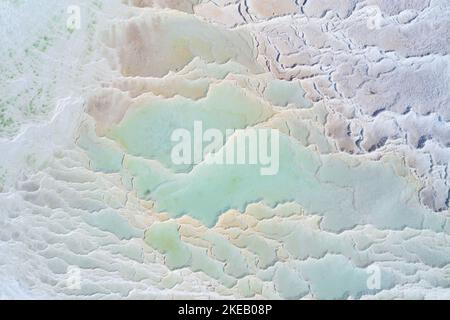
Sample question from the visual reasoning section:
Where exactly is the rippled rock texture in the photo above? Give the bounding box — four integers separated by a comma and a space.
0, 0, 449, 299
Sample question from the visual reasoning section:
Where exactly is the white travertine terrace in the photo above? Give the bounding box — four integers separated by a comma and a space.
0, 0, 449, 299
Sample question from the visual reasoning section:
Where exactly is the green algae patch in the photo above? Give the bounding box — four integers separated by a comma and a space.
144, 222, 191, 269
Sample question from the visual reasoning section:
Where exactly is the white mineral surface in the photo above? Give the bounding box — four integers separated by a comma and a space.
0, 0, 449, 299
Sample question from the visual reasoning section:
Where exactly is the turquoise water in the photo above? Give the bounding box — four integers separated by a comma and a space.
150, 133, 437, 230
110, 82, 274, 172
